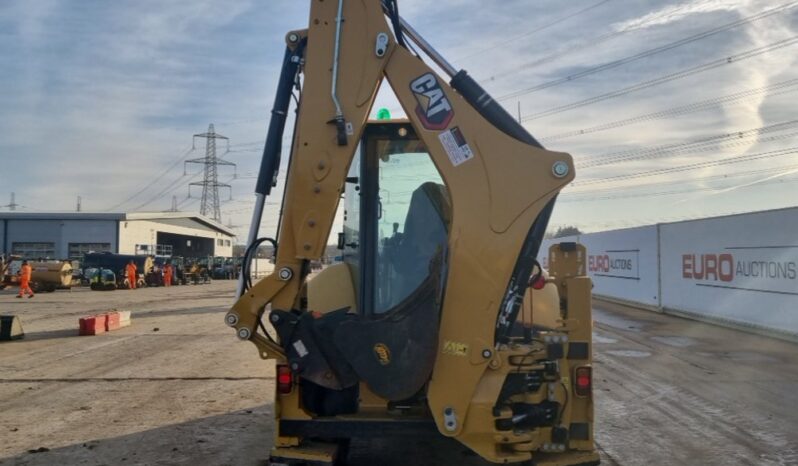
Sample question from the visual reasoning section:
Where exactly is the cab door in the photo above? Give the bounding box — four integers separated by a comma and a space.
333, 120, 451, 401
344, 121, 450, 317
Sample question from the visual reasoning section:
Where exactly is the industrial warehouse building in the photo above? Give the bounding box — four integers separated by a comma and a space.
0, 212, 235, 260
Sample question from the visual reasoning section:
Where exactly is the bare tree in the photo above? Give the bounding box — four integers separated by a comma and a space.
545, 225, 582, 239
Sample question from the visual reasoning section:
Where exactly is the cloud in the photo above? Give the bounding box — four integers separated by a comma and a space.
0, 0, 281, 215
1, 0, 797, 239
611, 0, 744, 32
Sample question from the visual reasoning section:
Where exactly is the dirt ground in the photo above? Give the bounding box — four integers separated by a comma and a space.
1, 282, 797, 465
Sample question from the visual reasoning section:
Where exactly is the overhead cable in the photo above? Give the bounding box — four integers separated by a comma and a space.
498, 1, 798, 99
521, 36, 798, 121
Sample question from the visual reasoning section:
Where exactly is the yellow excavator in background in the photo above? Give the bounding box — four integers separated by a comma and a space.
0, 254, 15, 290
225, 1, 598, 464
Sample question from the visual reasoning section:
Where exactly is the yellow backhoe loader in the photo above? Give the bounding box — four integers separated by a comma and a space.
225, 1, 598, 464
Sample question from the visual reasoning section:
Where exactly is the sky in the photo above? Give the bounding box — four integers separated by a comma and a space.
1, 0, 797, 242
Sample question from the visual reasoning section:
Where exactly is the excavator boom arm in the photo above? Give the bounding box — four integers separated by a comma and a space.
225, 2, 594, 464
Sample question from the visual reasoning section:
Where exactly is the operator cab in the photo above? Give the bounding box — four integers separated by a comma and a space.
342, 120, 450, 317
277, 120, 451, 413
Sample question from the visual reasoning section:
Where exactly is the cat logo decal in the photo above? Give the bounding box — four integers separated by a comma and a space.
410, 73, 454, 130
373, 343, 391, 366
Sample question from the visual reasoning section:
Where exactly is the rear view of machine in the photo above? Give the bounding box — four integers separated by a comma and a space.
225, 1, 599, 464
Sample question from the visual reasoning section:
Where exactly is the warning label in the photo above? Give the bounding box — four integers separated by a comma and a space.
438, 126, 474, 167
293, 339, 309, 358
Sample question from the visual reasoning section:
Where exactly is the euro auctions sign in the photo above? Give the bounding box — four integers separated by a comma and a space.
682, 247, 798, 295
588, 250, 640, 280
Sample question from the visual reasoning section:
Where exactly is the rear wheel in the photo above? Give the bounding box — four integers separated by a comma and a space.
269, 458, 334, 466
334, 439, 350, 466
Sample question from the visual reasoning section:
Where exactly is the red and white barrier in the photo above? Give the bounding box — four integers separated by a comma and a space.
79, 310, 132, 336
118, 310, 131, 329
79, 315, 106, 336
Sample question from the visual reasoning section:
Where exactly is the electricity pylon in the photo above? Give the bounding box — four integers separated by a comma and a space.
185, 124, 236, 222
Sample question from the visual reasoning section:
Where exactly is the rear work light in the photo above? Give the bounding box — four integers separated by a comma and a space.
531, 274, 547, 290
277, 364, 294, 395
574, 366, 592, 398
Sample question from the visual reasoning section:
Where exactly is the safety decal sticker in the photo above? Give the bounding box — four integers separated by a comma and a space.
442, 340, 469, 357
438, 126, 473, 167
292, 339, 309, 358
410, 72, 454, 130
373, 343, 391, 366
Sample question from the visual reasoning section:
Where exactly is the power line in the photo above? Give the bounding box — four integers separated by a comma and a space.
177, 196, 199, 210
582, 130, 798, 168
212, 117, 264, 127
229, 140, 264, 148
561, 174, 798, 202
568, 208, 753, 231
520, 35, 798, 121
497, 1, 798, 99
455, 0, 614, 62
229, 134, 294, 152
564, 163, 798, 195
382, 1, 701, 118
573, 146, 798, 186
539, 78, 798, 141
478, 0, 711, 83
104, 146, 194, 212
229, 148, 264, 154
583, 130, 798, 168
131, 169, 204, 212
578, 120, 798, 168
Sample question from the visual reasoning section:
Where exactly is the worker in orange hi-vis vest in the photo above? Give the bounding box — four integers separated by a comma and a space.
163, 262, 173, 287
126, 260, 138, 290
16, 260, 34, 299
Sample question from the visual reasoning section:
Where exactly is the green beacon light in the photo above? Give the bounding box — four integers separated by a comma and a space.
376, 107, 391, 120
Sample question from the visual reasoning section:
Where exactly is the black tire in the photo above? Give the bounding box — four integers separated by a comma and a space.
269, 460, 332, 466
334, 439, 350, 466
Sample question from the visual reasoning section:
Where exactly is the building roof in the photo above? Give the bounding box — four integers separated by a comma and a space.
0, 211, 236, 237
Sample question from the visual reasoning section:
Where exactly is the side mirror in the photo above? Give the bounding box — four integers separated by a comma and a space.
337, 232, 346, 250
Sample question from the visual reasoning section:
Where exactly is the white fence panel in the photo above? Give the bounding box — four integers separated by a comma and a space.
660, 208, 798, 336
540, 226, 660, 307
581, 226, 660, 307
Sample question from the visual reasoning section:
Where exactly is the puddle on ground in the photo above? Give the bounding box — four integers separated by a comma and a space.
592, 308, 644, 331
604, 349, 652, 358
593, 334, 618, 344
650, 336, 697, 348
697, 351, 779, 363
